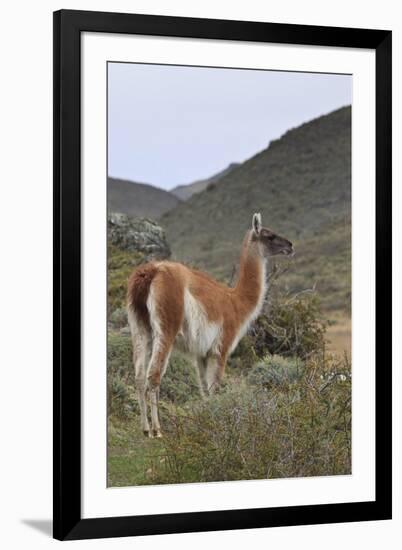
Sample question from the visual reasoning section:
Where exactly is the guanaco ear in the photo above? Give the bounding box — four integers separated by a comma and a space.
252, 213, 262, 235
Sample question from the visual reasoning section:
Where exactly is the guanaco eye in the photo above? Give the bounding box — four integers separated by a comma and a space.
267, 234, 275, 241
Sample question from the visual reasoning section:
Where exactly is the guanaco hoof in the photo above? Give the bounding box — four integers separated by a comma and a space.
153, 429, 163, 438
143, 430, 150, 438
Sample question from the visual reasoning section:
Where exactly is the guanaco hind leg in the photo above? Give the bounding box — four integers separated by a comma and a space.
146, 337, 174, 438
128, 309, 152, 436
146, 280, 183, 437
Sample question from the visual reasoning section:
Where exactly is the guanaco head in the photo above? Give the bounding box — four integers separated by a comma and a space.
251, 213, 294, 257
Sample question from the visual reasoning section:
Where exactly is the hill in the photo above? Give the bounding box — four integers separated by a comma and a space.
161, 106, 351, 312
171, 163, 240, 200
108, 177, 180, 218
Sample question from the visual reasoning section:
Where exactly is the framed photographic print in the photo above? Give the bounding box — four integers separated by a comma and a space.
53, 9, 392, 541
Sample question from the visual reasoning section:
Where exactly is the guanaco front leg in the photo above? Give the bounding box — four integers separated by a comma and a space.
196, 357, 210, 397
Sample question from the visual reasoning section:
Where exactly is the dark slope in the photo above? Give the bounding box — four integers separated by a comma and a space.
171, 163, 240, 201
108, 177, 180, 219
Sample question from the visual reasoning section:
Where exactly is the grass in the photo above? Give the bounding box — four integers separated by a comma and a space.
108, 417, 165, 487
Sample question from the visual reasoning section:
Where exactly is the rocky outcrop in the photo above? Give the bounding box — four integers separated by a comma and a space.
108, 213, 171, 260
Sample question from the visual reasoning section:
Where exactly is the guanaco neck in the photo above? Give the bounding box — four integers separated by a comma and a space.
233, 231, 267, 316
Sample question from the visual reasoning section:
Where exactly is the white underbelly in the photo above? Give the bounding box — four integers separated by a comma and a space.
176, 289, 221, 357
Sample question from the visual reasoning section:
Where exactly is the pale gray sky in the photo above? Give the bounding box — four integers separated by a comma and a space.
108, 62, 351, 190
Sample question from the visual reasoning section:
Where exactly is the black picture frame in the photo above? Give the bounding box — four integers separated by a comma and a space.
53, 9, 392, 541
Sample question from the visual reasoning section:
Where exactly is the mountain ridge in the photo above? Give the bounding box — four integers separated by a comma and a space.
108, 177, 180, 219
171, 163, 240, 200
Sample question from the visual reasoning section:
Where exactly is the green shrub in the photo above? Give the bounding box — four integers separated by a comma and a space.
153, 354, 351, 484
108, 376, 138, 418
160, 351, 200, 404
230, 292, 327, 375
257, 292, 327, 358
247, 355, 303, 388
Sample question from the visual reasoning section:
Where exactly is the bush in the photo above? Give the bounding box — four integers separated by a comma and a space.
255, 293, 327, 358
152, 354, 351, 484
247, 355, 303, 388
108, 376, 138, 418
160, 351, 200, 404
230, 292, 327, 375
